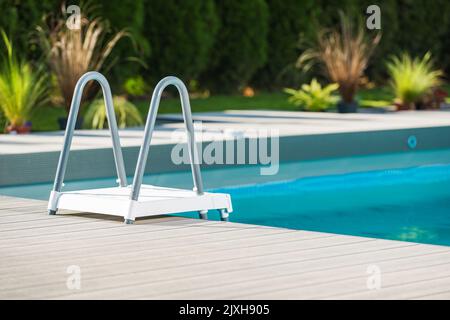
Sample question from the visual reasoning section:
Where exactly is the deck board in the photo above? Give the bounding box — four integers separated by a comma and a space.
0, 195, 449, 300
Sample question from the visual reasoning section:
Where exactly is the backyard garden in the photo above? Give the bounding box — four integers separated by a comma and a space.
1, 0, 450, 133
2, 1, 450, 302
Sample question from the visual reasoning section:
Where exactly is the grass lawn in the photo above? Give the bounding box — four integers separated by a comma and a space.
134, 92, 296, 114
31, 92, 297, 132
24, 84, 448, 132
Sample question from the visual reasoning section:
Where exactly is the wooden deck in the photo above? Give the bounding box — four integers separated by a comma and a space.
1, 195, 449, 300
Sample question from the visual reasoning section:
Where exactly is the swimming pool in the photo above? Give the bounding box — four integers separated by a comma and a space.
219, 164, 450, 246
1, 149, 450, 246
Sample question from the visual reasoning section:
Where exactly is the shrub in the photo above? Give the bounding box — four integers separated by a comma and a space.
252, 0, 316, 90
0, 0, 56, 60
123, 76, 149, 97
284, 79, 339, 111
350, 0, 399, 81
37, 3, 127, 114
0, 31, 49, 131
310, 0, 450, 78
394, 0, 450, 72
85, 95, 143, 129
386, 52, 443, 109
297, 12, 380, 105
0, 109, 6, 132
201, 0, 269, 93
143, 0, 219, 84
98, 0, 149, 90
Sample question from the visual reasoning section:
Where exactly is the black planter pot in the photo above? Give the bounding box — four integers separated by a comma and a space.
337, 101, 358, 113
415, 102, 426, 110
58, 116, 84, 130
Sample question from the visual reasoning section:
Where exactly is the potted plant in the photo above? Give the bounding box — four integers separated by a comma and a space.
297, 12, 380, 113
0, 31, 48, 134
85, 95, 143, 129
284, 78, 339, 112
37, 4, 126, 130
386, 52, 443, 111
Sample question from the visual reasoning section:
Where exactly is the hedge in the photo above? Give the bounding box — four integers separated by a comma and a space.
303, 0, 450, 81
201, 0, 269, 93
1, 0, 450, 94
394, 0, 450, 72
143, 0, 219, 85
0, 0, 57, 60
251, 0, 316, 90
98, 0, 149, 90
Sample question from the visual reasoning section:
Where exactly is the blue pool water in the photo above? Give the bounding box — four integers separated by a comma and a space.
1, 152, 450, 246
216, 164, 450, 246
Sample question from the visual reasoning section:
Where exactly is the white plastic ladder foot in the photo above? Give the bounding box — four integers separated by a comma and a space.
219, 209, 229, 222
199, 210, 208, 220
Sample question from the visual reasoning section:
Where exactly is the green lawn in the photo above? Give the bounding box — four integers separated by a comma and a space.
134, 92, 296, 114
31, 92, 297, 132
26, 84, 449, 132
30, 106, 67, 132
357, 87, 395, 107
134, 87, 397, 114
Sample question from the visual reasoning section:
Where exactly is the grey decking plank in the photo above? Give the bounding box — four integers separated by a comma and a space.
411, 290, 450, 300
0, 227, 310, 265
0, 227, 302, 257
0, 217, 243, 245
147, 256, 450, 300
328, 272, 450, 300
46, 245, 450, 300
0, 231, 354, 270
0, 215, 196, 240
210, 264, 450, 300
0, 212, 195, 231
1, 196, 449, 300
0, 232, 334, 291
3, 244, 448, 300
0, 220, 253, 249
0, 239, 413, 298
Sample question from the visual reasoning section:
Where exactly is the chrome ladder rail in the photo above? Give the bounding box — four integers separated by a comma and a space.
128, 76, 208, 222
48, 71, 127, 215
48, 73, 226, 223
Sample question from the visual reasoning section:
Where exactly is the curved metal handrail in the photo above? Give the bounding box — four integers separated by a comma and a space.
51, 71, 127, 193
130, 76, 203, 201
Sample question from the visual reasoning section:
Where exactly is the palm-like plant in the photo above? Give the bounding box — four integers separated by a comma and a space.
387, 52, 443, 110
284, 79, 339, 111
37, 3, 126, 114
297, 13, 380, 111
0, 30, 48, 132
85, 95, 143, 129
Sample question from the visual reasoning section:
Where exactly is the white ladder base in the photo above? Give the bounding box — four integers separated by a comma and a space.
48, 184, 233, 222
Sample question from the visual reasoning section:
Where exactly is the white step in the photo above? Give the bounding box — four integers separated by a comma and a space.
48, 185, 232, 221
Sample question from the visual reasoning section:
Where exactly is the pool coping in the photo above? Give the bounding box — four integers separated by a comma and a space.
1, 110, 450, 187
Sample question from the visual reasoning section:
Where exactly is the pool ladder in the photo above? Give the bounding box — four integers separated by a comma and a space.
47, 71, 232, 223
